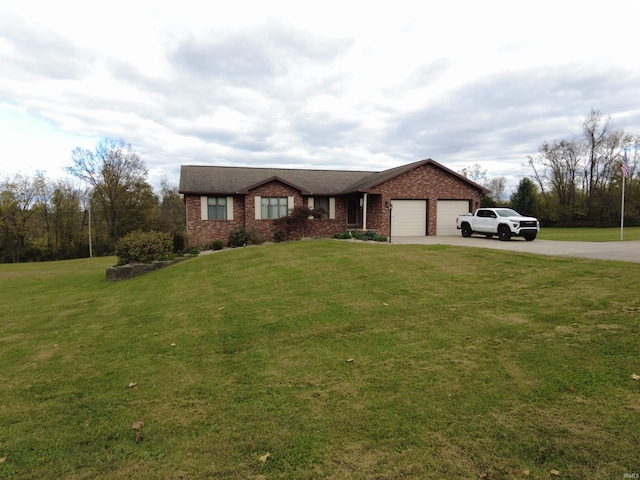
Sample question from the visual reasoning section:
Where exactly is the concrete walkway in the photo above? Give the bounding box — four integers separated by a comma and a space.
391, 235, 640, 263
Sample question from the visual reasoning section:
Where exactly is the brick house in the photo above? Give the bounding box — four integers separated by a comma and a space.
179, 159, 488, 247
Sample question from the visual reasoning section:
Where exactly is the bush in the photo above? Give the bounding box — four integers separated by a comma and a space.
332, 230, 387, 242
227, 228, 263, 248
273, 229, 288, 243
211, 239, 224, 250
172, 230, 187, 253
116, 230, 173, 265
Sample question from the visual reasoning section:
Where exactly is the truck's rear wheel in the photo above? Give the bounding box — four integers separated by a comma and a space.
461, 223, 472, 237
498, 225, 511, 241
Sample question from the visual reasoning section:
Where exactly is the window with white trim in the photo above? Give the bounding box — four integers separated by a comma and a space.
314, 197, 330, 219
261, 197, 288, 219
207, 197, 227, 220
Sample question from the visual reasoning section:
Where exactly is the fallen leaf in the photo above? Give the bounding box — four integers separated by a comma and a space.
632, 373, 640, 380
383, 303, 389, 306
218, 307, 225, 310
478, 473, 488, 479
131, 421, 144, 430
259, 452, 271, 463
127, 383, 137, 388
346, 358, 354, 363
523, 470, 530, 476
568, 385, 576, 393
171, 343, 176, 347
0, 453, 7, 464
550, 469, 561, 476
135, 432, 143, 443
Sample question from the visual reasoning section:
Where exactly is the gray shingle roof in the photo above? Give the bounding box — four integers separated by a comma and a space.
179, 159, 489, 195
179, 165, 374, 195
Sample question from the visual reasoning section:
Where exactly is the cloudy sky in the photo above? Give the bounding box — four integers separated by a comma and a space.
1, 0, 639, 193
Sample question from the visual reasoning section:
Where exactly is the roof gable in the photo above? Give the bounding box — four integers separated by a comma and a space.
342, 159, 490, 194
237, 176, 312, 195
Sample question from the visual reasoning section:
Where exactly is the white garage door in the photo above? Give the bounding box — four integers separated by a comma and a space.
391, 200, 427, 236
437, 200, 470, 235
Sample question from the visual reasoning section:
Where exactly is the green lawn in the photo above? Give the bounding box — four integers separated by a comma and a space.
538, 226, 640, 241
1, 241, 639, 479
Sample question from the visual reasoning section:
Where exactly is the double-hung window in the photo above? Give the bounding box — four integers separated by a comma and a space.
313, 197, 330, 219
207, 197, 227, 220
261, 197, 288, 219
308, 196, 335, 219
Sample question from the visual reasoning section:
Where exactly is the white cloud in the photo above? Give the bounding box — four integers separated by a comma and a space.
1, 0, 639, 193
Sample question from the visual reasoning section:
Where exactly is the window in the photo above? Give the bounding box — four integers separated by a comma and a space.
261, 197, 288, 219
207, 197, 227, 220
313, 197, 330, 219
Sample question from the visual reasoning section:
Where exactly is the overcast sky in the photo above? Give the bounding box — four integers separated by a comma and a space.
1, 0, 639, 194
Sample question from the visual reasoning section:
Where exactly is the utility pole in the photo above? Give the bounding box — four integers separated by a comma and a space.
88, 195, 93, 258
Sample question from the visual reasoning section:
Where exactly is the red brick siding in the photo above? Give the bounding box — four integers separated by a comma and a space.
185, 195, 246, 248
304, 196, 349, 238
184, 163, 482, 245
247, 182, 302, 241
371, 164, 482, 236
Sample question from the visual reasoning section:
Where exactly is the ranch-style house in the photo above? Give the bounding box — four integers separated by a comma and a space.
178, 158, 489, 247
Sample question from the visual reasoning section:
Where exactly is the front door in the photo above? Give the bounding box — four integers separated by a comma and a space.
347, 198, 360, 226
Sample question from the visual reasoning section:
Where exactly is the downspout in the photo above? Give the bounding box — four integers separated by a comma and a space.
362, 193, 368, 230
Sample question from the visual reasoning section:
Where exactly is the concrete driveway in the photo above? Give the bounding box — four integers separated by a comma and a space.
391, 235, 640, 263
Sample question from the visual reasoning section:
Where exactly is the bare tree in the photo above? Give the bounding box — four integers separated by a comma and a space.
459, 164, 488, 184
0, 173, 45, 262
486, 176, 507, 202
529, 110, 637, 225
66, 138, 155, 249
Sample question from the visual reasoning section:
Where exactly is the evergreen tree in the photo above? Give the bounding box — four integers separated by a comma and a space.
511, 178, 539, 217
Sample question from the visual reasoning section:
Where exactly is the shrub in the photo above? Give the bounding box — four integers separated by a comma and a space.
227, 228, 263, 248
273, 205, 324, 239
332, 230, 387, 242
247, 228, 263, 245
172, 230, 187, 253
211, 239, 224, 250
116, 230, 173, 265
273, 229, 288, 243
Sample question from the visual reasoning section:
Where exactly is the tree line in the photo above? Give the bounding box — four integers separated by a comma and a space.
529, 110, 639, 226
463, 110, 639, 226
2, 111, 637, 262
0, 139, 185, 263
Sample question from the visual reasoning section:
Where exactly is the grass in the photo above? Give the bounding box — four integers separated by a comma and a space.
1, 240, 639, 479
538, 226, 640, 241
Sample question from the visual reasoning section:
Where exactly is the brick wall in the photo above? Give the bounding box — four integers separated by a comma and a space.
247, 182, 301, 241
372, 163, 482, 236
184, 164, 482, 246
185, 194, 246, 248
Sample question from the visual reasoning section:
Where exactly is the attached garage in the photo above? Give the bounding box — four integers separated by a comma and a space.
436, 200, 471, 235
391, 200, 427, 236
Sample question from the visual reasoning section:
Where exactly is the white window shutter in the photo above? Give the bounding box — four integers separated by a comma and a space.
308, 197, 315, 209
255, 196, 261, 220
200, 196, 208, 220
329, 197, 336, 219
288, 196, 294, 213
226, 197, 234, 220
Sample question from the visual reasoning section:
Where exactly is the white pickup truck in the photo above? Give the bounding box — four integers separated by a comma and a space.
456, 208, 540, 241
